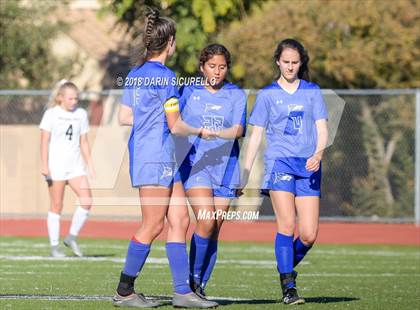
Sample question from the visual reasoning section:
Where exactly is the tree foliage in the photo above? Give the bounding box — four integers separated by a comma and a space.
101, 0, 263, 75
0, 1, 71, 88
220, 0, 420, 89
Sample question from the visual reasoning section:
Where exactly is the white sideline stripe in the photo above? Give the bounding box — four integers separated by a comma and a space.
1, 242, 418, 257
0, 255, 276, 266
0, 294, 253, 302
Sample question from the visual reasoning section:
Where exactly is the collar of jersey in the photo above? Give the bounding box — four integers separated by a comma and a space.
273, 79, 302, 95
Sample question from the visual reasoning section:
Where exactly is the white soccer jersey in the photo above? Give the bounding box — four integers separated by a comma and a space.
39, 105, 89, 180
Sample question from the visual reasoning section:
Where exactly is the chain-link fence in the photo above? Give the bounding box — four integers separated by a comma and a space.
0, 89, 417, 222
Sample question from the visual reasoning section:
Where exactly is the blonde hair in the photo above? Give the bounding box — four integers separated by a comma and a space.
48, 79, 79, 107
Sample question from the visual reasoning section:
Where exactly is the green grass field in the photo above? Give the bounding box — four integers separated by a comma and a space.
0, 236, 419, 309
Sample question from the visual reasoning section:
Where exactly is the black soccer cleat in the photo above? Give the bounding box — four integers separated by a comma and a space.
280, 272, 305, 305
282, 287, 305, 305
190, 281, 207, 299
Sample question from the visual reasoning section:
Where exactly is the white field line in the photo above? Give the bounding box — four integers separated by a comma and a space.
1, 242, 419, 257
0, 255, 277, 266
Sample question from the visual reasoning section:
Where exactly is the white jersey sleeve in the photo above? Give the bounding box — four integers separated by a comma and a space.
80, 109, 89, 135
39, 108, 53, 132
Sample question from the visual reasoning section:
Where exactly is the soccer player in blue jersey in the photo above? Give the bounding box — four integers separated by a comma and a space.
173, 44, 247, 298
241, 39, 328, 305
113, 7, 218, 309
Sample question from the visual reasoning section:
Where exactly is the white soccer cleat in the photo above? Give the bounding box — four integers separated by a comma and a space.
50, 245, 66, 258
63, 235, 83, 257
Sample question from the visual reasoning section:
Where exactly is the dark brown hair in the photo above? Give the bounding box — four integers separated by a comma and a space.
131, 7, 176, 66
199, 44, 231, 70
274, 38, 310, 80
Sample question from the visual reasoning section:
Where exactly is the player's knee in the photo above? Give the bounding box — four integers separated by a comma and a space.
149, 221, 165, 238
300, 230, 318, 245
79, 197, 92, 209
50, 201, 63, 213
178, 215, 190, 231
277, 222, 295, 236
168, 215, 189, 233
196, 219, 216, 237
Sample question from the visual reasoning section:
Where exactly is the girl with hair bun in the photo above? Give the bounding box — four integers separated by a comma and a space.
113, 7, 218, 308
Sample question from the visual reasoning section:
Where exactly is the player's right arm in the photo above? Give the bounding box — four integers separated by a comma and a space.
40, 129, 51, 177
164, 97, 215, 139
240, 125, 264, 190
238, 90, 269, 193
118, 105, 133, 126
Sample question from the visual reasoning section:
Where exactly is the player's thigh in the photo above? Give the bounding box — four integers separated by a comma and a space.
48, 180, 66, 209
167, 181, 190, 228
295, 196, 319, 244
269, 190, 296, 234
213, 196, 231, 230
186, 187, 215, 215
139, 186, 171, 228
68, 175, 92, 206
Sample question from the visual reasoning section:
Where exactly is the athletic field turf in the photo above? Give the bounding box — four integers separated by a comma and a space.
0, 236, 419, 309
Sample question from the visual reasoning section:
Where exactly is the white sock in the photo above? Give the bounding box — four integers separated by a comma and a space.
69, 206, 89, 236
47, 212, 61, 246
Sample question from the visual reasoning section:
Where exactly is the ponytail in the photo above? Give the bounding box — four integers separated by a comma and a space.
131, 7, 176, 66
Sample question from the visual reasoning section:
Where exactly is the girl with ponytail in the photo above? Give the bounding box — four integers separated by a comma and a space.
113, 7, 218, 309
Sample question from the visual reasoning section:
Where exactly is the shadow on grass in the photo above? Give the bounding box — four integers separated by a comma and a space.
81, 254, 116, 258
214, 298, 278, 306
305, 296, 360, 303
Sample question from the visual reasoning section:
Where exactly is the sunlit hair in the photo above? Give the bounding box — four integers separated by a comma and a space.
274, 38, 310, 80
48, 80, 78, 107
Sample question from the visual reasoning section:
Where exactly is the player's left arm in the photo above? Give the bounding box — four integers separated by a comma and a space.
215, 90, 247, 139
80, 133, 95, 178
214, 124, 243, 140
306, 119, 328, 172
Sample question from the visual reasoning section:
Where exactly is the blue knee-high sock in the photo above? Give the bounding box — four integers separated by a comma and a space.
275, 233, 294, 289
189, 233, 210, 286
293, 237, 312, 267
123, 237, 151, 277
166, 242, 192, 294
201, 239, 218, 289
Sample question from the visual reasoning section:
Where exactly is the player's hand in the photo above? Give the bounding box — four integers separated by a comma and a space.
41, 166, 50, 177
237, 169, 250, 197
200, 128, 217, 140
88, 164, 96, 179
306, 155, 321, 172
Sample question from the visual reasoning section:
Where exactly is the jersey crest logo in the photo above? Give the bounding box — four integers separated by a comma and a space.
273, 172, 293, 183
284, 104, 304, 135
160, 166, 173, 179
205, 103, 222, 112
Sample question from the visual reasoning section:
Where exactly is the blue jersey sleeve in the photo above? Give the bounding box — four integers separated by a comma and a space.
249, 91, 269, 128
121, 74, 133, 107
231, 89, 247, 128
179, 85, 193, 112
312, 86, 328, 121
157, 70, 179, 103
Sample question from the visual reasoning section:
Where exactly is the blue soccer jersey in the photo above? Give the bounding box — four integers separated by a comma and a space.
122, 61, 179, 187
249, 80, 328, 177
175, 82, 247, 188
